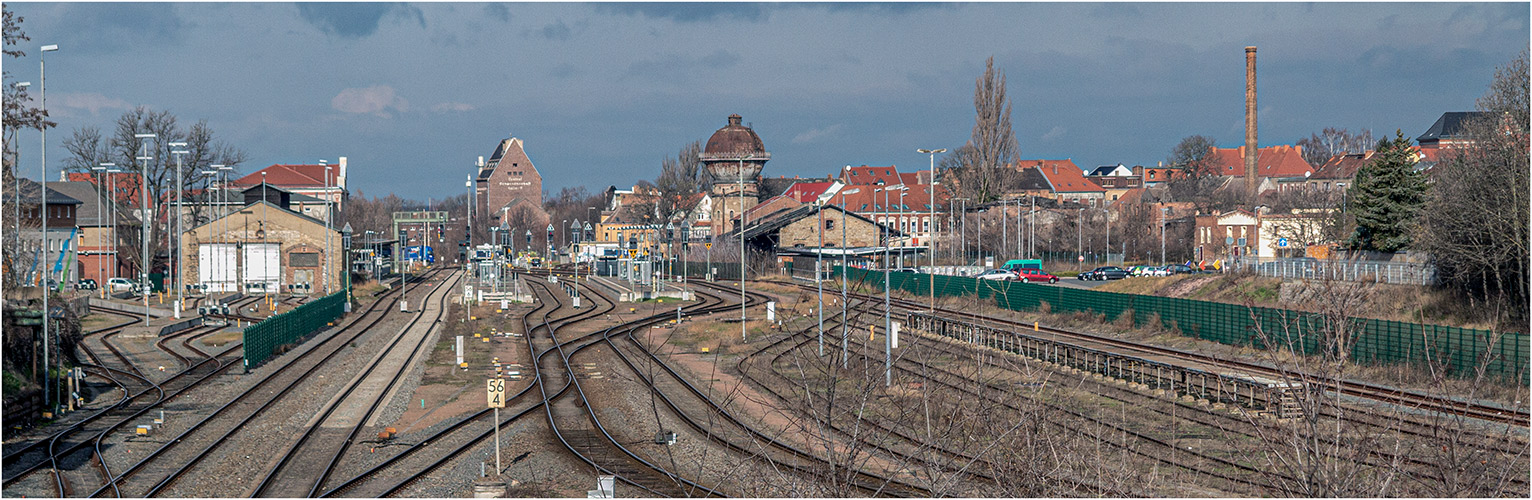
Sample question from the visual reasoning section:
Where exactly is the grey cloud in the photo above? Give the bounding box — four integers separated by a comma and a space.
1088, 3, 1142, 19
816, 3, 954, 15
550, 63, 582, 79
296, 3, 423, 39
541, 20, 572, 41
484, 4, 512, 23
625, 50, 740, 80
595, 3, 769, 23
45, 3, 185, 54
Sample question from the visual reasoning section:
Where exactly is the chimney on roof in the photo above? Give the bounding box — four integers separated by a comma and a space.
1244, 46, 1259, 198
338, 156, 348, 190
478, 156, 484, 168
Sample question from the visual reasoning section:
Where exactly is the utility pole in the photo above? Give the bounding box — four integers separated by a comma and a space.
816, 200, 824, 357
135, 132, 156, 327
1077, 208, 1084, 272
1160, 207, 1169, 266
170, 144, 188, 317
839, 194, 848, 369
917, 147, 945, 313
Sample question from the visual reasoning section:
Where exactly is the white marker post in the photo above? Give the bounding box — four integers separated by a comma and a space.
456, 336, 464, 367
891, 321, 900, 349
487, 378, 506, 475
766, 301, 776, 322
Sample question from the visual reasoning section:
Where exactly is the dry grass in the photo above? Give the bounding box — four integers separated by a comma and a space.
1093, 273, 1501, 330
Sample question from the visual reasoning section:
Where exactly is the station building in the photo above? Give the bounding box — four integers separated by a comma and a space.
180, 185, 343, 295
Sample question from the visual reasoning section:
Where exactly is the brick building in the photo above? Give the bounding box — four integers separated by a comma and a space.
181, 187, 343, 295
732, 202, 893, 251
1194, 209, 1260, 262
48, 181, 137, 286
476, 137, 547, 227
15, 179, 83, 285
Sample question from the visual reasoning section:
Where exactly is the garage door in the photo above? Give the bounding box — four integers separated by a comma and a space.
243, 243, 281, 293
198, 244, 239, 292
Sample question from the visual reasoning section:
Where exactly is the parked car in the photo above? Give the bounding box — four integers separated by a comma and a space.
1146, 266, 1171, 277
107, 277, 139, 292
1016, 268, 1059, 284
975, 269, 1016, 281
1164, 264, 1198, 275
1079, 266, 1129, 281
76, 278, 98, 290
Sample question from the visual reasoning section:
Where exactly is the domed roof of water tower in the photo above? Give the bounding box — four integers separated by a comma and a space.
703, 114, 766, 156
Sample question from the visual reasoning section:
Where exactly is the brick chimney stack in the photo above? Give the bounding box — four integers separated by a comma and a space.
1244, 46, 1258, 198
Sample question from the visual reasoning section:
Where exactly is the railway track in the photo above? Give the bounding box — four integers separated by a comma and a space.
829, 288, 1529, 495
795, 280, 1530, 427
316, 270, 573, 497
124, 268, 449, 498
251, 269, 466, 497
1, 309, 241, 497
768, 287, 1280, 495
599, 280, 939, 497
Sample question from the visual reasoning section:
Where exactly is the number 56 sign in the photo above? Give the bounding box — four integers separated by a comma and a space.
487, 378, 506, 408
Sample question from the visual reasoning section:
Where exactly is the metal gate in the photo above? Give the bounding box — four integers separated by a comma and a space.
243, 243, 280, 293
198, 243, 240, 292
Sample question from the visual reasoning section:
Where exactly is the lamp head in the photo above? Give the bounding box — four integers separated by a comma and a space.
41, 44, 58, 52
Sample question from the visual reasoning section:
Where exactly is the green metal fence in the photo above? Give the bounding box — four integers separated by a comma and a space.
841, 267, 1528, 380
242, 291, 346, 369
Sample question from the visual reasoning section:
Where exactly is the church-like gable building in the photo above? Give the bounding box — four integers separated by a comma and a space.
476, 136, 548, 228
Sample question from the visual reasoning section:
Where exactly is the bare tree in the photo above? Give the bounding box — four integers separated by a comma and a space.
52, 108, 246, 277
946, 57, 1019, 204
2, 6, 54, 289
1242, 279, 1404, 497
1296, 127, 1375, 167
1166, 135, 1216, 176
1262, 187, 1347, 257
655, 141, 705, 218
1414, 50, 1530, 329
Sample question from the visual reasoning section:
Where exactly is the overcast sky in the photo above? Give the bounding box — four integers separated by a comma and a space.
7, 2, 1527, 200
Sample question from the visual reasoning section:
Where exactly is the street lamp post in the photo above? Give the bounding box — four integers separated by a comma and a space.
38, 44, 57, 411
135, 132, 156, 327
839, 192, 848, 369
876, 187, 900, 387
916, 148, 945, 314
92, 164, 108, 299
169, 143, 188, 317
816, 199, 824, 357
1160, 207, 1169, 266
106, 166, 121, 281
323, 163, 332, 295
1077, 208, 1084, 272
737, 154, 754, 342
341, 223, 352, 312
12, 81, 29, 249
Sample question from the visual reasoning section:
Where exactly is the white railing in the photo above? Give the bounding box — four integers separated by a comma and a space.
1230, 258, 1436, 286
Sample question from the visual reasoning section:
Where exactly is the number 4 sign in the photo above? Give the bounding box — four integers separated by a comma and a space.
487, 378, 506, 408
486, 378, 507, 474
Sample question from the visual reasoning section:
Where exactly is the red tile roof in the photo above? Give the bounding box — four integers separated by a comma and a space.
841, 165, 902, 186
1138, 167, 1183, 183
1204, 145, 1313, 178
781, 181, 837, 203
67, 171, 150, 209
231, 164, 341, 188
1019, 159, 1104, 193
824, 183, 946, 214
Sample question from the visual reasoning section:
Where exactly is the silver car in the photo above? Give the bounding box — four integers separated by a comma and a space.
976, 269, 1015, 281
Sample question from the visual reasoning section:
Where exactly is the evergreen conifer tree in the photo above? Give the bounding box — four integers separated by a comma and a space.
1346, 131, 1426, 252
